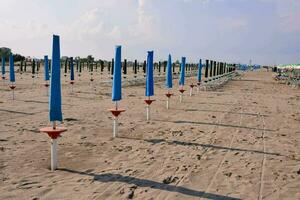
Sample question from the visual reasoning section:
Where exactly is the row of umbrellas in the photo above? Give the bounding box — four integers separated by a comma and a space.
3, 35, 233, 171
1, 57, 200, 77
1, 47, 204, 104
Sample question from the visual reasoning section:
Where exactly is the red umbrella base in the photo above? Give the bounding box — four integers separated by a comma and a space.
144, 99, 156, 105
40, 127, 67, 139
165, 93, 173, 98
108, 109, 126, 117
179, 89, 185, 94
9, 85, 16, 90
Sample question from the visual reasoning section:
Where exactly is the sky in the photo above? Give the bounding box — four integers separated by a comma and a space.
0, 0, 299, 65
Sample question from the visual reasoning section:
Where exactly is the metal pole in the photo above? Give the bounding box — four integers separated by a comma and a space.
113, 117, 117, 138
167, 98, 169, 109
51, 121, 57, 171
51, 139, 57, 171
146, 105, 150, 121
189, 87, 193, 96
113, 101, 118, 138
146, 96, 150, 121
166, 89, 170, 109
180, 94, 182, 103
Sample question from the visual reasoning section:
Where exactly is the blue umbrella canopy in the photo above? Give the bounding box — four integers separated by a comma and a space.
1, 57, 5, 76
165, 54, 173, 89
197, 59, 202, 82
9, 54, 15, 82
49, 35, 63, 122
146, 51, 154, 97
179, 57, 186, 86
70, 57, 74, 81
112, 45, 122, 101
44, 55, 50, 81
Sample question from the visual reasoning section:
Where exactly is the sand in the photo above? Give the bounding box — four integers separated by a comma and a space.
0, 69, 299, 200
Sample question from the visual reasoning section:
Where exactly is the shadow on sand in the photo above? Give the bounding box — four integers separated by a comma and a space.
183, 108, 268, 117
0, 108, 36, 115
60, 168, 241, 200
153, 119, 275, 132
118, 137, 281, 156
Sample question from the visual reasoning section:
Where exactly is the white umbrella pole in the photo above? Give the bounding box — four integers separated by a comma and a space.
180, 93, 183, 103
51, 121, 57, 171
113, 101, 118, 138
166, 89, 170, 109
51, 138, 57, 171
146, 105, 150, 121
166, 98, 169, 109
189, 87, 192, 96
146, 96, 151, 121
113, 116, 118, 138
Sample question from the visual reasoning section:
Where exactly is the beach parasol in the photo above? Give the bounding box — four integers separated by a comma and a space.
40, 35, 67, 171
179, 57, 186, 102
1, 56, 5, 85
32, 59, 36, 85
165, 54, 173, 109
197, 59, 202, 92
44, 55, 50, 96
9, 54, 16, 100
70, 57, 75, 93
109, 45, 125, 137
145, 51, 155, 121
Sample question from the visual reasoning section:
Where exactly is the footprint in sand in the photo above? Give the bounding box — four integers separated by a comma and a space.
162, 176, 179, 184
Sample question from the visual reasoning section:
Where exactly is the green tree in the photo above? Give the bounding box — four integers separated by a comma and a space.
86, 55, 94, 63
13, 54, 25, 62
0, 47, 11, 60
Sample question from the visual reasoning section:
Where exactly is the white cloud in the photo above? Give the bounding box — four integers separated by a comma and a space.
0, 0, 299, 64
134, 0, 157, 39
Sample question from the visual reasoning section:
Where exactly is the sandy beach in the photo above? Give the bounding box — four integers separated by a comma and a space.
0, 69, 299, 200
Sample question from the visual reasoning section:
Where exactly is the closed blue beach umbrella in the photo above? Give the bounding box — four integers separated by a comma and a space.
198, 59, 202, 83
70, 57, 74, 81
1, 57, 5, 77
179, 57, 186, 86
146, 51, 154, 97
49, 35, 63, 122
44, 55, 50, 81
165, 54, 173, 89
112, 45, 122, 101
9, 54, 15, 83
